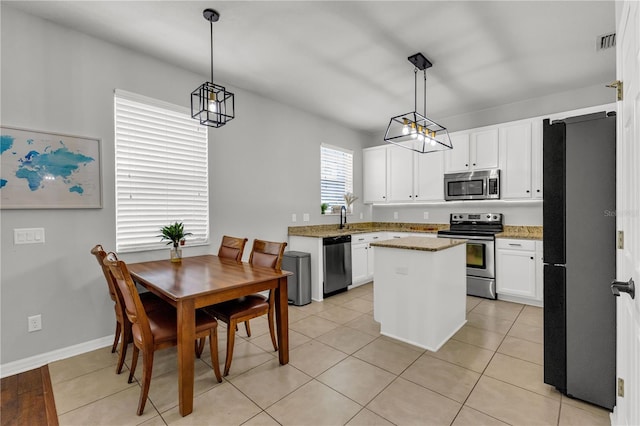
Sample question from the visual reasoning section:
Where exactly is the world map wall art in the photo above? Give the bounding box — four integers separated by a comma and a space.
0, 126, 101, 209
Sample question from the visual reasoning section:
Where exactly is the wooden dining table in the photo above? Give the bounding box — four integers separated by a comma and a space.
127, 254, 292, 416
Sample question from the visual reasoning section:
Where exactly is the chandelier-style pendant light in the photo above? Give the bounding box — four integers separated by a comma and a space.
384, 53, 452, 154
191, 9, 235, 128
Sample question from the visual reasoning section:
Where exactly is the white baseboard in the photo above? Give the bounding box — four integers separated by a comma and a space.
0, 335, 114, 378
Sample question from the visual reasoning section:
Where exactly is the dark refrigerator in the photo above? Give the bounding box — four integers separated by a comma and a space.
543, 111, 616, 410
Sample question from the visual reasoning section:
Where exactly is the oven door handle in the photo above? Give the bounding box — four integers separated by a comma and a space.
439, 234, 494, 242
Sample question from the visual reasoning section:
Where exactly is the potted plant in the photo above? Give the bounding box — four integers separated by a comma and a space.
158, 221, 192, 263
321, 203, 329, 215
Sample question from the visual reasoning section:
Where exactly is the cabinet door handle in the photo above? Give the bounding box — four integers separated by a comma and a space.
372, 237, 379, 239
530, 256, 534, 260
465, 163, 469, 167
537, 189, 541, 193
526, 190, 530, 193
473, 163, 476, 166
508, 243, 522, 247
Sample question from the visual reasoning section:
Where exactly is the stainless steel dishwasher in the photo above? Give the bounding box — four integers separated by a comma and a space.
323, 235, 352, 297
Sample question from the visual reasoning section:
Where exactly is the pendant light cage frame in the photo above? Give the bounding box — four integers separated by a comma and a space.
191, 8, 235, 128
384, 53, 452, 154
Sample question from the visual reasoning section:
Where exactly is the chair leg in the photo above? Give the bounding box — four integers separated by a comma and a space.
116, 321, 132, 374
112, 321, 121, 353
209, 328, 222, 382
128, 345, 140, 384
137, 350, 154, 416
195, 338, 206, 358
224, 320, 236, 376
244, 320, 252, 337
267, 308, 278, 352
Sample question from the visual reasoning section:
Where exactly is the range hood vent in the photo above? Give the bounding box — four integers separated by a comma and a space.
596, 33, 616, 51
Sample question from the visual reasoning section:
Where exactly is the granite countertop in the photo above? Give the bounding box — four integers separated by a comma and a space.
288, 222, 543, 240
370, 236, 467, 252
496, 226, 543, 240
288, 222, 447, 238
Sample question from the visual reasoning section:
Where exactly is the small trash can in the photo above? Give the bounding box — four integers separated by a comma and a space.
282, 251, 311, 306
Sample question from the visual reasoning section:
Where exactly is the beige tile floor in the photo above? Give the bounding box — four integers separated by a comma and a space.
50, 283, 612, 426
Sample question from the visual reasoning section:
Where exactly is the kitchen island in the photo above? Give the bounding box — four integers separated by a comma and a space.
370, 236, 467, 351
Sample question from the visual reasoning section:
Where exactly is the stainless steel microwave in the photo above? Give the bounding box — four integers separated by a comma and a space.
444, 169, 500, 201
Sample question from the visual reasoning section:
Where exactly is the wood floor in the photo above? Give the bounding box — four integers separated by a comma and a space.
1, 366, 58, 426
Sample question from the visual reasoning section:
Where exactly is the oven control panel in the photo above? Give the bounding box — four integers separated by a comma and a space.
450, 213, 503, 224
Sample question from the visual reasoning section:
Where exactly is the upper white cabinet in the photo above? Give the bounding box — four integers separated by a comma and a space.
498, 119, 544, 199
499, 121, 533, 199
364, 144, 445, 204
387, 145, 414, 202
445, 128, 499, 172
363, 146, 387, 203
531, 120, 543, 199
414, 150, 444, 201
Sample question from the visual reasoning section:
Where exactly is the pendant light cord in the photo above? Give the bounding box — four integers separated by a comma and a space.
423, 70, 427, 117
413, 68, 418, 112
209, 20, 214, 83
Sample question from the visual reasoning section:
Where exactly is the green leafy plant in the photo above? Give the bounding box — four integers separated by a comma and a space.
321, 203, 329, 214
158, 222, 192, 248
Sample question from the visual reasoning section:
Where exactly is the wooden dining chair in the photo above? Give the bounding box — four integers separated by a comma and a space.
90, 245, 168, 374
217, 235, 249, 261
103, 252, 222, 415
206, 239, 287, 376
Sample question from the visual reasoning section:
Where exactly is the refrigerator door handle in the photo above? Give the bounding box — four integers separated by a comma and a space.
611, 278, 635, 299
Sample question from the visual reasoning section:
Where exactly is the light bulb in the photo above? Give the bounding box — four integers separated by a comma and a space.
401, 118, 409, 135
208, 93, 217, 112
410, 122, 417, 139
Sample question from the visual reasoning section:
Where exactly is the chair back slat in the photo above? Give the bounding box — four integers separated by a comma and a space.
218, 235, 248, 262
249, 240, 287, 270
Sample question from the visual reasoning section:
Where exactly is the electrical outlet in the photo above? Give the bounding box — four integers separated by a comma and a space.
423, 211, 429, 220
28, 315, 42, 332
393, 211, 398, 220
291, 213, 297, 222
360, 212, 363, 220
303, 213, 310, 222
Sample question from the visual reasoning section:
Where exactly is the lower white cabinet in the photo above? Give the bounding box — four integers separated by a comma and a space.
351, 233, 384, 286
496, 238, 543, 306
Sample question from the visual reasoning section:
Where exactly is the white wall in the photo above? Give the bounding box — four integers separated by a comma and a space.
0, 5, 370, 367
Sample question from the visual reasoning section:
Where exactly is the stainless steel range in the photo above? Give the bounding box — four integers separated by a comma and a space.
437, 213, 504, 299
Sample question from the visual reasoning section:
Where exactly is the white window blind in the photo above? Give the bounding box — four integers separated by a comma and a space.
114, 90, 209, 253
321, 144, 353, 211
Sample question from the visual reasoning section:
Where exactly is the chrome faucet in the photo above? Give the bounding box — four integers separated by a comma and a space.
340, 205, 347, 229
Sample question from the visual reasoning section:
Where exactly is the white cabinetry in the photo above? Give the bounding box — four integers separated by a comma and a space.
445, 127, 499, 173
414, 150, 444, 201
363, 146, 387, 203
496, 238, 542, 306
531, 120, 543, 199
499, 121, 533, 199
387, 145, 414, 202
364, 145, 445, 204
499, 119, 544, 199
351, 233, 384, 286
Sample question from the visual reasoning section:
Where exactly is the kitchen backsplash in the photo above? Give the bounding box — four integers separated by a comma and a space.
371, 202, 542, 226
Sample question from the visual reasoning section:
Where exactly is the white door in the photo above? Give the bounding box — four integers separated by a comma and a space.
613, 2, 640, 425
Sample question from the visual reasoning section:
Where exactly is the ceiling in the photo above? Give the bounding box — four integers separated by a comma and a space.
4, 1, 617, 133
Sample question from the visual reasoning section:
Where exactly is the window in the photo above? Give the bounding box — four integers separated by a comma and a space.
114, 90, 209, 252
320, 144, 353, 213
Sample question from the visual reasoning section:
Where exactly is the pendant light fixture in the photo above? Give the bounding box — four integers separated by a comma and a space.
384, 53, 452, 154
191, 8, 235, 128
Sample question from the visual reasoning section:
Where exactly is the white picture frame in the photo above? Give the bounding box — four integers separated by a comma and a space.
0, 126, 102, 209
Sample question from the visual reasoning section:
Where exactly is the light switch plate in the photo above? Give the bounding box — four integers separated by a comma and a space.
303, 213, 310, 222
393, 212, 398, 220
14, 228, 45, 245
291, 213, 297, 222
423, 211, 429, 220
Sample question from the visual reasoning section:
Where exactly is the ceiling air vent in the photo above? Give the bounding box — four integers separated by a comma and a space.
596, 32, 616, 51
